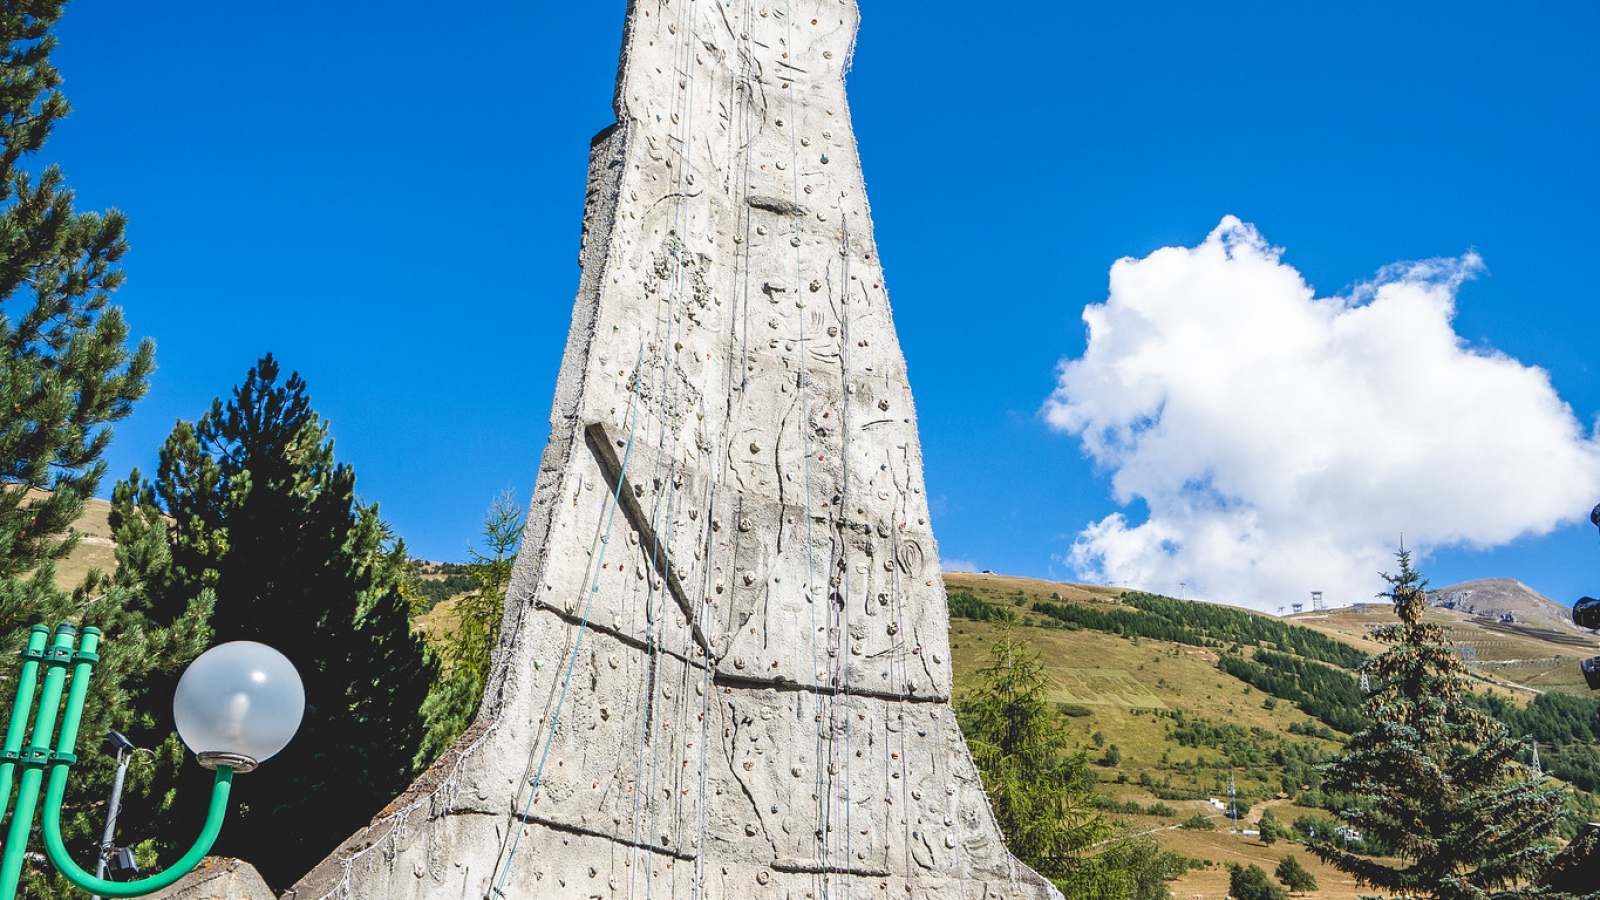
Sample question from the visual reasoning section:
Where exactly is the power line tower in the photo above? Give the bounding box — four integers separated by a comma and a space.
1531, 738, 1543, 775
1311, 591, 1325, 612
1227, 771, 1239, 832
1360, 670, 1371, 693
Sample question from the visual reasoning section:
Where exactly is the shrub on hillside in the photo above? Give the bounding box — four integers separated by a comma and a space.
1229, 863, 1289, 900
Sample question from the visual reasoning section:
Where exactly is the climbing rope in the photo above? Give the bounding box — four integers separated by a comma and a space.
490, 344, 648, 898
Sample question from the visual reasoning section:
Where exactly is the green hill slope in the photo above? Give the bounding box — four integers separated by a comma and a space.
944, 571, 1600, 900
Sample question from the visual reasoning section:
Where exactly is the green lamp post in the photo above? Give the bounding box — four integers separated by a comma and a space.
0, 624, 304, 898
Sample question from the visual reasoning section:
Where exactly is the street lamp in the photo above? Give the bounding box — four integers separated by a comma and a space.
0, 625, 304, 899
1576, 503, 1600, 693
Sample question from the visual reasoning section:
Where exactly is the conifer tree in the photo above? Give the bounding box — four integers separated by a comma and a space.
116, 354, 435, 887
1312, 549, 1571, 900
415, 490, 524, 766
957, 614, 1114, 891
0, 2, 153, 601
0, 5, 199, 895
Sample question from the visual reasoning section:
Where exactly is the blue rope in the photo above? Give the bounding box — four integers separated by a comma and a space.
491, 346, 646, 898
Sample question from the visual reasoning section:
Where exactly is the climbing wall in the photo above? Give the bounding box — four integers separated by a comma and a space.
288, 2, 1060, 898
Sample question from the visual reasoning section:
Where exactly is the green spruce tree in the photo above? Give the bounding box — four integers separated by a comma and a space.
116, 354, 435, 888
1312, 549, 1567, 900
415, 489, 524, 766
957, 614, 1114, 892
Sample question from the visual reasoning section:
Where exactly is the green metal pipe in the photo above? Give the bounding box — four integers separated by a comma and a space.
0, 624, 77, 898
40, 765, 235, 898
4, 624, 243, 899
0, 626, 51, 830
51, 628, 98, 769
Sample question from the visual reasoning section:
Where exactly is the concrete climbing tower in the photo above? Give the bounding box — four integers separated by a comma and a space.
289, 2, 1059, 898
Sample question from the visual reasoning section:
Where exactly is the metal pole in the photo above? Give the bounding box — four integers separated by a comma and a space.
91, 745, 131, 900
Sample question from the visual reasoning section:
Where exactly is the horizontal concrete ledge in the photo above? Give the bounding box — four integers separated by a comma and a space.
521, 602, 949, 704
770, 858, 892, 878
497, 810, 702, 863
710, 670, 949, 704
529, 596, 710, 672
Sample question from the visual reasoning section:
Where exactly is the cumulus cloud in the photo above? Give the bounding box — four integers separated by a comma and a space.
1043, 217, 1600, 612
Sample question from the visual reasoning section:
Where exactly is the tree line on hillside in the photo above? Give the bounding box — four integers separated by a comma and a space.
1217, 650, 1368, 735
0, 11, 519, 891
1017, 591, 1364, 669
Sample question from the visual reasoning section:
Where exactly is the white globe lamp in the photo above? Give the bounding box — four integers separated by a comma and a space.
173, 641, 305, 773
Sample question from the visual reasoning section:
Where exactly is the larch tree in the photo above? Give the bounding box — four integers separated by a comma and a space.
114, 354, 435, 888
1313, 549, 1578, 900
415, 489, 524, 767
957, 613, 1118, 894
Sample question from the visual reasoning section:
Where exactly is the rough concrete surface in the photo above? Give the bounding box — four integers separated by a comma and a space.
145, 857, 275, 900
285, 2, 1060, 898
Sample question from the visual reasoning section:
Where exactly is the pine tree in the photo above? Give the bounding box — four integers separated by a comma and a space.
116, 354, 435, 888
1312, 549, 1568, 900
1276, 855, 1318, 894
0, 6, 197, 895
0, 2, 154, 602
415, 490, 524, 767
957, 614, 1113, 890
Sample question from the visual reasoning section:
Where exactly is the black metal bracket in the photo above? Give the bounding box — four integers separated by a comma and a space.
20, 645, 74, 664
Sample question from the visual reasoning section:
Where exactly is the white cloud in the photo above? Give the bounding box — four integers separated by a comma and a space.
942, 558, 980, 574
1043, 217, 1600, 612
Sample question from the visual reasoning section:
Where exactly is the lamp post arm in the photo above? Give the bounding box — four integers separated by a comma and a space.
34, 625, 235, 898
40, 764, 234, 899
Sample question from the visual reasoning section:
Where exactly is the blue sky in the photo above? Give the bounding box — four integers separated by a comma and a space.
48, 2, 1600, 612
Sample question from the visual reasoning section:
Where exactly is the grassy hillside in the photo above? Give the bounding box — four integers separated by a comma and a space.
945, 571, 1600, 900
